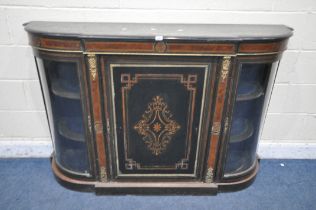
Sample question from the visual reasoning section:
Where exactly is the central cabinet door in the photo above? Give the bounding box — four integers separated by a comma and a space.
101, 56, 217, 180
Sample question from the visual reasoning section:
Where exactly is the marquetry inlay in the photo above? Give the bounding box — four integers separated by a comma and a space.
134, 96, 181, 156
87, 54, 97, 81
221, 56, 231, 81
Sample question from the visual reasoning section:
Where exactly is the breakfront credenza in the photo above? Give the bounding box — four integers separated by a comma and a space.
24, 22, 292, 194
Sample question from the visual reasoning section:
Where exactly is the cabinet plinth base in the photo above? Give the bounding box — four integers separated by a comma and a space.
219, 158, 260, 192
51, 156, 259, 195
95, 182, 218, 195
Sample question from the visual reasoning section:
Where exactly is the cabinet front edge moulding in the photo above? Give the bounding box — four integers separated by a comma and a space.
28, 35, 289, 55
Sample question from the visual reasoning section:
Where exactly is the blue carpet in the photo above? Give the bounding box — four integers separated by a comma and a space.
0, 159, 315, 210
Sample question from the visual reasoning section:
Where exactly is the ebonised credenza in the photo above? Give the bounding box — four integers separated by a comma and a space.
24, 22, 292, 194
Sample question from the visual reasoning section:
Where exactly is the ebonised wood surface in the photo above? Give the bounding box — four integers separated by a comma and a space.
24, 22, 292, 194
24, 22, 293, 41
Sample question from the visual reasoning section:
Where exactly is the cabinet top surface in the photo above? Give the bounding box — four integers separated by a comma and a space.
24, 21, 293, 41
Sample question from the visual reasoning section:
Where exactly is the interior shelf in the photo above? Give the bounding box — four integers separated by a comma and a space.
59, 148, 89, 174
51, 80, 80, 100
57, 117, 85, 142
229, 118, 254, 143
224, 152, 252, 177
236, 82, 263, 101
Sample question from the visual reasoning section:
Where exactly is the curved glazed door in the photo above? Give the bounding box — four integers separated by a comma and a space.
35, 53, 93, 177
223, 58, 279, 179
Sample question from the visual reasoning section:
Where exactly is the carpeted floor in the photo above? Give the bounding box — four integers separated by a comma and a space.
0, 159, 315, 210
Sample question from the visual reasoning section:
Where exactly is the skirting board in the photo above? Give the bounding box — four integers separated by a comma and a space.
0, 140, 315, 159
257, 142, 316, 159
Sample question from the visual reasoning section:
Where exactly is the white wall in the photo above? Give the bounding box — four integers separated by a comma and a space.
0, 0, 315, 158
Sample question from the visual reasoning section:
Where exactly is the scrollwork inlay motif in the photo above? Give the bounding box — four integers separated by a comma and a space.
134, 96, 181, 156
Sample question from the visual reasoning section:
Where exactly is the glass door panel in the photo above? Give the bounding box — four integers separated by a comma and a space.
36, 58, 90, 176
224, 62, 278, 177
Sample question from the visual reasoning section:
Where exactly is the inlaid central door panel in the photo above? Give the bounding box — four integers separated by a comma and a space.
101, 56, 217, 179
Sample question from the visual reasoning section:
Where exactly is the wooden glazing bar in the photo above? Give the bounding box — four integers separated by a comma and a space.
87, 54, 107, 182
205, 56, 231, 183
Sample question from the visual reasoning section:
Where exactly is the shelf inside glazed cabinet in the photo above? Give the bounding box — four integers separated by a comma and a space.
51, 80, 81, 100
57, 117, 85, 142
229, 118, 254, 143
236, 82, 264, 101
